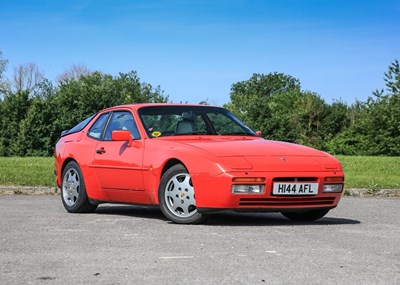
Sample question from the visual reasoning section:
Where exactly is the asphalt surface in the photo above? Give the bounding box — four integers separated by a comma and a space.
0, 195, 399, 285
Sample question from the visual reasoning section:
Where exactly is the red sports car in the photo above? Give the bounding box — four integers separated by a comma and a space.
54, 104, 344, 224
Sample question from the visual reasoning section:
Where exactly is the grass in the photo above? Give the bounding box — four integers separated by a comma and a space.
0, 157, 54, 186
0, 156, 399, 189
337, 155, 400, 190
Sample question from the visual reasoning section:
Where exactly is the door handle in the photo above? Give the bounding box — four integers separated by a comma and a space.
96, 148, 106, 154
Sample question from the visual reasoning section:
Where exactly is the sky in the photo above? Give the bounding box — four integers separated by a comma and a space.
1, 0, 399, 106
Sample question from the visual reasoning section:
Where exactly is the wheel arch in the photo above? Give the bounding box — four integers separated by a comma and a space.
61, 158, 78, 176
153, 155, 221, 205
59, 157, 98, 213
150, 158, 187, 205
161, 158, 187, 177
157, 161, 204, 224
58, 157, 80, 190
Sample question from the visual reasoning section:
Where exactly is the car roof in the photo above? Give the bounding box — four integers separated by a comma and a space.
100, 103, 221, 113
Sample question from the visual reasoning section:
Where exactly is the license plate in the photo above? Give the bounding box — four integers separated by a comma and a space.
272, 183, 319, 195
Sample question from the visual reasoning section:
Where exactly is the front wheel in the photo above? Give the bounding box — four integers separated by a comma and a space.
61, 161, 97, 213
158, 164, 204, 224
281, 209, 330, 221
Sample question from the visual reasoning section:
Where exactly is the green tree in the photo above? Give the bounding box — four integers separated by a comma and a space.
328, 60, 400, 156
323, 100, 350, 136
0, 50, 9, 96
0, 90, 32, 155
225, 72, 301, 126
357, 60, 400, 155
53, 71, 168, 135
324, 101, 359, 155
376, 59, 400, 95
0, 67, 169, 156
225, 72, 330, 150
359, 95, 400, 155
260, 89, 301, 142
17, 80, 58, 156
289, 92, 328, 149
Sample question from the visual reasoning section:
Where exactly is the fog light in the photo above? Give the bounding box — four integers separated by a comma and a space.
232, 185, 265, 194
323, 184, 343, 193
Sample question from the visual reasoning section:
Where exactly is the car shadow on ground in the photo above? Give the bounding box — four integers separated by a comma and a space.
94, 204, 360, 226
202, 212, 360, 226
95, 204, 166, 220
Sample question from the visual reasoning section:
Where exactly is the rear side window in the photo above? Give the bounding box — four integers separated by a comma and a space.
62, 114, 96, 137
88, 113, 110, 139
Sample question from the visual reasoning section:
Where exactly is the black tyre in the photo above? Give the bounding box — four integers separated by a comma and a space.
281, 209, 330, 221
158, 164, 204, 224
61, 161, 97, 213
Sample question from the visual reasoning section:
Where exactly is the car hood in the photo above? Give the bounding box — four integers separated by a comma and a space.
175, 137, 341, 171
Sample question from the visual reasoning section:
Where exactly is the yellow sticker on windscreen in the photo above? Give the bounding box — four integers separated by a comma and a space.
152, 131, 161, 137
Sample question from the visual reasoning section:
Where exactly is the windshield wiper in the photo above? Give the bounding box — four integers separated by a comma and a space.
219, 132, 255, 136
174, 132, 209, 136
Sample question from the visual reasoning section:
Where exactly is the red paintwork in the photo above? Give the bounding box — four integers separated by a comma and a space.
54, 103, 344, 212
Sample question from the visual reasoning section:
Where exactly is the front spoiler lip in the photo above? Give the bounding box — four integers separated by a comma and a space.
197, 205, 337, 214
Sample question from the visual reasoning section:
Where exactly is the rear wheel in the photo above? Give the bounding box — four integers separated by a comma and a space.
158, 164, 204, 224
281, 209, 330, 221
61, 161, 97, 213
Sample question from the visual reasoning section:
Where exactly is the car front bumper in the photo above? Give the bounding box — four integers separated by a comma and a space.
191, 170, 344, 211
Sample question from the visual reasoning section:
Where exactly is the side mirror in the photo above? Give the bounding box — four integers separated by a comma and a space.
255, 131, 262, 137
111, 130, 133, 147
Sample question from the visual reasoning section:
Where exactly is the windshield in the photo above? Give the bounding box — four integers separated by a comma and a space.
138, 106, 256, 138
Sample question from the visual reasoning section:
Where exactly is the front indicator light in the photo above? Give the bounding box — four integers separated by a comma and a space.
323, 184, 343, 193
325, 177, 344, 183
232, 185, 265, 194
232, 177, 266, 183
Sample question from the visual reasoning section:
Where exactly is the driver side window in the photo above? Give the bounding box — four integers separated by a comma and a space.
104, 111, 140, 141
